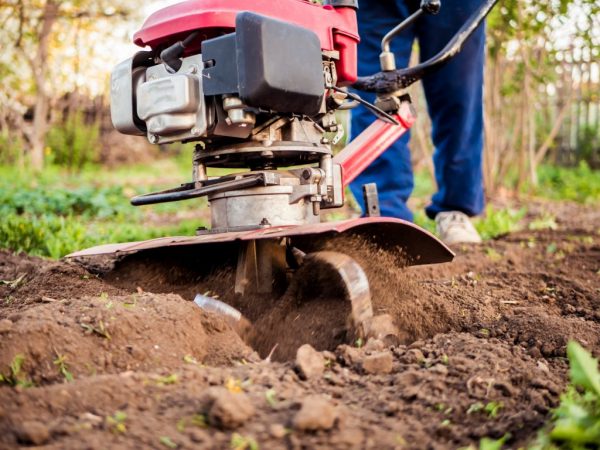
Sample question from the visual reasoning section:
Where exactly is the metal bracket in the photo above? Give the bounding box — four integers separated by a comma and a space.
234, 240, 287, 295
362, 183, 380, 217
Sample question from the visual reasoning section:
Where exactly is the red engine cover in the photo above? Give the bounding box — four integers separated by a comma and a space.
133, 0, 359, 85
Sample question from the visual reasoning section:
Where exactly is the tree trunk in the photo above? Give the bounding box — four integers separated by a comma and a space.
27, 0, 59, 171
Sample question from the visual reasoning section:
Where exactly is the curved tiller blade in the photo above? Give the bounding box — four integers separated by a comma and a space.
290, 250, 400, 344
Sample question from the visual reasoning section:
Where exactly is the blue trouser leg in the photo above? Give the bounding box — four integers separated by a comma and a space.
350, 0, 486, 221
349, 0, 416, 221
418, 0, 486, 219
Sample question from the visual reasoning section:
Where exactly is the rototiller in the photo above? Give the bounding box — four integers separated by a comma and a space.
70, 0, 498, 343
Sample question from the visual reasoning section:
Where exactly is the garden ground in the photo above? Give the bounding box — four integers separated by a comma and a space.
0, 199, 598, 449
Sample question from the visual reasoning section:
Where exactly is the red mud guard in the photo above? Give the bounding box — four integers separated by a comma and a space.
67, 217, 454, 266
132, 0, 359, 85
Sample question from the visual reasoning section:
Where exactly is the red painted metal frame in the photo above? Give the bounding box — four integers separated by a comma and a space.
134, 0, 359, 84
67, 217, 454, 265
333, 101, 416, 186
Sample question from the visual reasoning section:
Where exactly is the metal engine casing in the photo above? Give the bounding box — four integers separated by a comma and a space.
110, 9, 347, 232
110, 12, 327, 146
111, 54, 208, 144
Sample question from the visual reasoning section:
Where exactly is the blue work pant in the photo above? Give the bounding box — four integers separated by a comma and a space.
350, 0, 486, 221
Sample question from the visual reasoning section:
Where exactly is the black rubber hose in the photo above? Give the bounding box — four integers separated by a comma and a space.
160, 30, 200, 72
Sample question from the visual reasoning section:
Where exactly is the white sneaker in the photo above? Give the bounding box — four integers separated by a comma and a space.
435, 211, 482, 245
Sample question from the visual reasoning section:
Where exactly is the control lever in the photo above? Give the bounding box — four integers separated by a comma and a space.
330, 86, 399, 125
379, 0, 441, 71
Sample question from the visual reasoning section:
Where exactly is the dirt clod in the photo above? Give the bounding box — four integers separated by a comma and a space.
363, 338, 385, 353
365, 314, 399, 344
362, 350, 394, 375
269, 423, 287, 438
204, 387, 255, 429
293, 395, 338, 431
337, 344, 363, 368
16, 420, 50, 445
403, 348, 425, 364
295, 344, 325, 380
0, 319, 12, 334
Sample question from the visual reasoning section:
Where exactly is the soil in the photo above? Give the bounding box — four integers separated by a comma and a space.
0, 200, 599, 449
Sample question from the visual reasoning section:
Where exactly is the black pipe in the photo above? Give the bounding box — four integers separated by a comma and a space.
131, 175, 265, 206
352, 0, 499, 93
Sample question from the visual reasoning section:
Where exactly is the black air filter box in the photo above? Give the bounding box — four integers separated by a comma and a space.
202, 12, 325, 116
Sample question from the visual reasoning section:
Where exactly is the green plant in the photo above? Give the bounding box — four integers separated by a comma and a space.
534, 163, 600, 205
0, 354, 33, 388
46, 112, 100, 170
485, 247, 502, 262
159, 436, 178, 449
230, 433, 259, 450
485, 401, 504, 419
265, 389, 277, 407
577, 124, 600, 167
176, 414, 207, 432
0, 130, 24, 165
474, 206, 527, 240
106, 411, 127, 434
529, 213, 558, 231
53, 353, 74, 382
480, 434, 510, 450
155, 374, 178, 386
183, 355, 199, 365
80, 320, 111, 339
531, 341, 600, 448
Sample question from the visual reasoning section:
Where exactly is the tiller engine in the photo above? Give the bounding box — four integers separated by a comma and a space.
70, 0, 498, 349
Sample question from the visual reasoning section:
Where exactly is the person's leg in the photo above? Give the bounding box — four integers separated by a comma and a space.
416, 0, 486, 220
349, 0, 418, 221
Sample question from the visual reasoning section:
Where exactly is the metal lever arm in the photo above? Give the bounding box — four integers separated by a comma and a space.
354, 0, 498, 93
333, 99, 415, 186
379, 0, 440, 71
130, 174, 266, 206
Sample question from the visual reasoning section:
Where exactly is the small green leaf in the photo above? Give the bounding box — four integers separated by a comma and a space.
467, 402, 484, 414
479, 433, 509, 450
265, 389, 277, 407
159, 436, 177, 449
156, 374, 179, 386
183, 354, 198, 364
485, 401, 503, 418
567, 341, 600, 396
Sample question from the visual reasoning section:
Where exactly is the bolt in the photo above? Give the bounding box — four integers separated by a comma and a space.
191, 127, 201, 136
302, 169, 312, 180
149, 134, 159, 144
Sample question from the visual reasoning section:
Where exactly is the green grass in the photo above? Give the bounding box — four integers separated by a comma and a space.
414, 205, 526, 241
0, 162, 596, 258
474, 206, 527, 240
0, 162, 207, 258
529, 162, 600, 205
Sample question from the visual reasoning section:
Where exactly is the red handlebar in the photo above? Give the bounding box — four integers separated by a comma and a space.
333, 101, 415, 186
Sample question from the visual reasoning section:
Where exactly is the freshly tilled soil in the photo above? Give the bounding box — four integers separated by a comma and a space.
0, 201, 598, 449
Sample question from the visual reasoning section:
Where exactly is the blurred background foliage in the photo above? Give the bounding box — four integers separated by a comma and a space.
0, 0, 598, 258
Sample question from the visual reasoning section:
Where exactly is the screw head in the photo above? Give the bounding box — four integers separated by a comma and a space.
191, 127, 201, 136
149, 134, 159, 144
